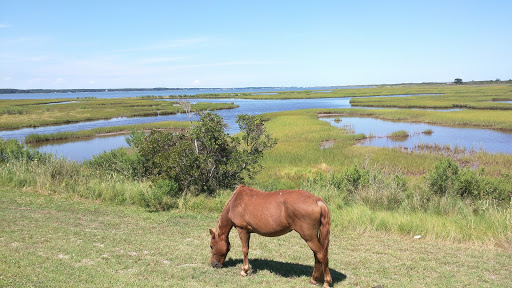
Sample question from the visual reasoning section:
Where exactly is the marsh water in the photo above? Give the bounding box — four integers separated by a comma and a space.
321, 117, 512, 154
1, 89, 512, 160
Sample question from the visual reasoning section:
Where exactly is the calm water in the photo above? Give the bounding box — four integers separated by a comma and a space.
322, 117, 512, 154
0, 86, 368, 100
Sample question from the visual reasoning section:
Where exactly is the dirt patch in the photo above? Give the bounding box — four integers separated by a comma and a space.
320, 140, 335, 149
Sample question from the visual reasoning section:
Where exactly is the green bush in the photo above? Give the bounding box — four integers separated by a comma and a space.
0, 139, 47, 163
425, 158, 459, 196
342, 165, 370, 193
131, 112, 276, 195
425, 158, 511, 202
86, 147, 145, 179
137, 179, 180, 211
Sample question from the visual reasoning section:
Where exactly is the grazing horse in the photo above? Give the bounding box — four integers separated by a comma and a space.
209, 185, 332, 288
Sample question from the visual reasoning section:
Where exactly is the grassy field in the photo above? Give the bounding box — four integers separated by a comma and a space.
0, 98, 236, 130
1, 187, 511, 288
349, 84, 512, 110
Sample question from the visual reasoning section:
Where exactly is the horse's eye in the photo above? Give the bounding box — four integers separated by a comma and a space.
210, 245, 213, 250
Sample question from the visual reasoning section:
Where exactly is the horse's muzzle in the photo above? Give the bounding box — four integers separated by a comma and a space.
211, 261, 222, 268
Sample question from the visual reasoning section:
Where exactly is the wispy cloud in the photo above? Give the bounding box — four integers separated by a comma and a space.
0, 24, 10, 28
136, 57, 185, 64
119, 37, 208, 53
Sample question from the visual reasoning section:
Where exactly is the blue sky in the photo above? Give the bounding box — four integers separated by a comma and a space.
1, 0, 511, 89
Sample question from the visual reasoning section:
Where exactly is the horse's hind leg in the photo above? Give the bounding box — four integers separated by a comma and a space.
236, 228, 251, 276
312, 252, 323, 283
298, 232, 327, 286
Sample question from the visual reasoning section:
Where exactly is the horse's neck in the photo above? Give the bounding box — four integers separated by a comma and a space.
216, 185, 246, 238
216, 209, 233, 237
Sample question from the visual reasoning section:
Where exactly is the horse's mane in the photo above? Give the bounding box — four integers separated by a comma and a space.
214, 185, 246, 234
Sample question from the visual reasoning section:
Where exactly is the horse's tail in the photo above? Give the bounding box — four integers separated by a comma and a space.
318, 200, 331, 259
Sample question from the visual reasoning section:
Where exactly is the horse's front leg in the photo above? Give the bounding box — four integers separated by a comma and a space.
236, 228, 251, 276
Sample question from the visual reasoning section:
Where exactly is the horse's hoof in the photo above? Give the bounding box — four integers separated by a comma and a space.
309, 278, 317, 285
241, 270, 247, 276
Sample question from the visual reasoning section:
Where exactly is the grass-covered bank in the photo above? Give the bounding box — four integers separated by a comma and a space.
319, 107, 512, 131
0, 98, 236, 130
25, 121, 190, 143
1, 187, 511, 288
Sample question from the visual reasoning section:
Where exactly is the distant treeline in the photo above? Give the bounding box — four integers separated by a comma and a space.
0, 88, 195, 94
0, 87, 283, 94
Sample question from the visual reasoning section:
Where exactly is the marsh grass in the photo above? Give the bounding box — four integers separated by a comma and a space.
25, 121, 190, 143
0, 98, 236, 130
320, 107, 512, 131
348, 84, 512, 110
388, 130, 409, 138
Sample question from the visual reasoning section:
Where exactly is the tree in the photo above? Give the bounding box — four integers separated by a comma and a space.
454, 78, 463, 84
130, 112, 276, 194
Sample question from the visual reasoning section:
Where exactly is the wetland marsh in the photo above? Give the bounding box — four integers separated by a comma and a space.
2, 84, 512, 160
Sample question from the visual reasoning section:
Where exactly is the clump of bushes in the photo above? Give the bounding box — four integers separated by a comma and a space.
0, 138, 47, 163
304, 165, 408, 211
425, 157, 511, 202
85, 112, 276, 209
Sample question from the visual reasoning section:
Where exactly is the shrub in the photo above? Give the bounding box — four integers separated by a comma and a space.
342, 165, 370, 193
0, 139, 47, 163
137, 179, 180, 211
131, 112, 276, 195
425, 158, 459, 196
425, 158, 511, 202
86, 147, 145, 179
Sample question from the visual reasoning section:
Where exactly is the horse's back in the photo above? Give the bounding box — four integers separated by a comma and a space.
228, 186, 324, 236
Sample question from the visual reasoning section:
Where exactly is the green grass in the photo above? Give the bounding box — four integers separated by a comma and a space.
0, 98, 236, 130
1, 187, 511, 288
25, 121, 190, 143
388, 130, 409, 138
319, 107, 512, 131
349, 84, 512, 110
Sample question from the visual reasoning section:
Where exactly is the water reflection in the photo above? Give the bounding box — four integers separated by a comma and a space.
322, 117, 512, 154
31, 135, 129, 162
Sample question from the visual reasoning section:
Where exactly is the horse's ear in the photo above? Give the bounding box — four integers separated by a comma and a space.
209, 229, 216, 239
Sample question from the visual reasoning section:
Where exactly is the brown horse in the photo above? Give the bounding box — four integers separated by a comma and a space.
209, 185, 332, 288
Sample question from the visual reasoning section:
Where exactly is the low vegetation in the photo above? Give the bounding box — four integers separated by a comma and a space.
388, 130, 409, 138
0, 98, 237, 130
25, 121, 190, 143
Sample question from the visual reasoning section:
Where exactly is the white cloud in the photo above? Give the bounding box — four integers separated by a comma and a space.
0, 24, 10, 28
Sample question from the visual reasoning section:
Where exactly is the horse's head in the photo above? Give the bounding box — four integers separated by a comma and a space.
209, 228, 230, 268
